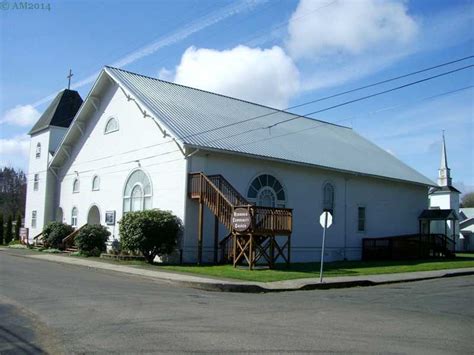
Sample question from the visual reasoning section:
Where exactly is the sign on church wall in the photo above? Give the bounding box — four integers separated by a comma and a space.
105, 211, 116, 225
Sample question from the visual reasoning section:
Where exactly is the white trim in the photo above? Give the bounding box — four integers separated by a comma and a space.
71, 206, 79, 227
104, 116, 119, 134
246, 172, 287, 207
87, 204, 101, 225
92, 175, 100, 191
72, 178, 80, 193
185, 144, 436, 188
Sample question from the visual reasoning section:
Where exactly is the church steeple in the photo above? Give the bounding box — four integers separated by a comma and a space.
438, 131, 452, 187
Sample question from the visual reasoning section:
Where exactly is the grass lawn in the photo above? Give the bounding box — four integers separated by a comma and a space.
159, 254, 474, 282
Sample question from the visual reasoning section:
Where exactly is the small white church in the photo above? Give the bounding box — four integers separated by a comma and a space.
25, 66, 442, 264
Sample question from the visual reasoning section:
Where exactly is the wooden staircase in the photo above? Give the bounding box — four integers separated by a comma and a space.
62, 225, 86, 253
188, 172, 292, 269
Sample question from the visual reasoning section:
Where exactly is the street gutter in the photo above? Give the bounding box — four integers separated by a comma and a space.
2, 248, 473, 293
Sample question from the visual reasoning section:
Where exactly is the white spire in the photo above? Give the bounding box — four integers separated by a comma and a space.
438, 131, 452, 186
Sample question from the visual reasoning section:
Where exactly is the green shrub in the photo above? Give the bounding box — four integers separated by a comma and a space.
43, 222, 74, 249
74, 224, 110, 257
119, 209, 182, 264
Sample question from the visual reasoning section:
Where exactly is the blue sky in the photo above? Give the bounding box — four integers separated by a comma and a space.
0, 0, 473, 192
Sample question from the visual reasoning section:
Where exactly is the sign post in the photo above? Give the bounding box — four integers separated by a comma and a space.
319, 211, 332, 283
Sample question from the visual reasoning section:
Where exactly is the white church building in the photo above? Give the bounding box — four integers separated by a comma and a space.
24, 66, 437, 264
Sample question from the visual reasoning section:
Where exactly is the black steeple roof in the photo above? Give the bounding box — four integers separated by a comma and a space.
28, 89, 83, 135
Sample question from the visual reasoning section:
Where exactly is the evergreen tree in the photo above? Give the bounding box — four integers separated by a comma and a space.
5, 215, 13, 244
0, 213, 3, 245
15, 214, 22, 241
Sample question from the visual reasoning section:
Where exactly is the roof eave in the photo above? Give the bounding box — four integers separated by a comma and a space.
183, 143, 436, 188
49, 70, 109, 170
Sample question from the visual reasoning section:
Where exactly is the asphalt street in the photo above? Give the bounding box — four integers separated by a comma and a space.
0, 251, 472, 354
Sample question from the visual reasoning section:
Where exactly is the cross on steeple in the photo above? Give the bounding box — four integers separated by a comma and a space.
67, 69, 74, 90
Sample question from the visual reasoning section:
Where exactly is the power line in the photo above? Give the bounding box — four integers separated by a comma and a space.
25, 58, 473, 178
25, 84, 472, 183
178, 55, 474, 140
37, 54, 474, 172
227, 85, 474, 150
201, 64, 474, 145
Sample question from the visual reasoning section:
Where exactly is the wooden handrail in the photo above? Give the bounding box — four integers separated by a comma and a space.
33, 231, 43, 240
189, 172, 293, 235
62, 224, 87, 246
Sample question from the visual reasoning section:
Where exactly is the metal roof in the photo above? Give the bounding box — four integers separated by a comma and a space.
429, 185, 461, 194
105, 66, 434, 186
29, 89, 83, 135
419, 209, 458, 220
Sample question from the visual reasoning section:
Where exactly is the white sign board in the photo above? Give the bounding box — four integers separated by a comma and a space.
319, 211, 333, 228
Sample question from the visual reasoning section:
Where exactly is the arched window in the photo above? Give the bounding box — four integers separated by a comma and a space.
104, 117, 119, 134
92, 175, 100, 191
323, 183, 335, 212
35, 143, 41, 158
71, 207, 78, 227
123, 169, 152, 213
73, 178, 80, 193
247, 174, 286, 208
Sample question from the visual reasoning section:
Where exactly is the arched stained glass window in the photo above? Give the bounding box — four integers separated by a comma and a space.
104, 117, 119, 134
247, 174, 286, 208
123, 169, 152, 213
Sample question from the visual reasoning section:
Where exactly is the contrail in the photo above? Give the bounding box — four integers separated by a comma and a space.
31, 0, 267, 107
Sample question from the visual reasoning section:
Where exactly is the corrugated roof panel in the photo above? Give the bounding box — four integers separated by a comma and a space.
106, 66, 434, 186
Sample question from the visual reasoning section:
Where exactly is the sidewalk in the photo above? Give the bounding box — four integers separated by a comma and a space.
3, 248, 474, 293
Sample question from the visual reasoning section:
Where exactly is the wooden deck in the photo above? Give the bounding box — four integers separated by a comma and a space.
188, 172, 293, 269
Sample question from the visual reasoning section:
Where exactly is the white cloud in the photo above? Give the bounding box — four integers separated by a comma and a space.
170, 45, 300, 108
1, 105, 40, 127
0, 135, 30, 170
287, 0, 418, 59
30, 0, 268, 108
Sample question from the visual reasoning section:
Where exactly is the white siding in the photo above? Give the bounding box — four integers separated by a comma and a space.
182, 150, 429, 263
56, 82, 187, 240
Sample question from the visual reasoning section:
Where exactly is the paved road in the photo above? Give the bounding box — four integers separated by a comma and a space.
1, 251, 473, 354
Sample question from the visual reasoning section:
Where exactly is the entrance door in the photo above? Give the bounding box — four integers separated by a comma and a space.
87, 205, 100, 225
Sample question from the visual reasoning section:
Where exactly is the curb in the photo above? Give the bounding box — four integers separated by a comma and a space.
183, 270, 474, 293
2, 248, 474, 293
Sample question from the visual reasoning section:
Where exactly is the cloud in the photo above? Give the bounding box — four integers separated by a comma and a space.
30, 0, 268, 108
169, 45, 300, 108
0, 135, 30, 170
1, 105, 40, 127
287, 0, 418, 59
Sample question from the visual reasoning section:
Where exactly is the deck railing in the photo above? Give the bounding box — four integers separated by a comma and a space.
188, 172, 292, 235
362, 233, 455, 260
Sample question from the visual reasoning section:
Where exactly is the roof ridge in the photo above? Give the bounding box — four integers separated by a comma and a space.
105, 66, 351, 130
